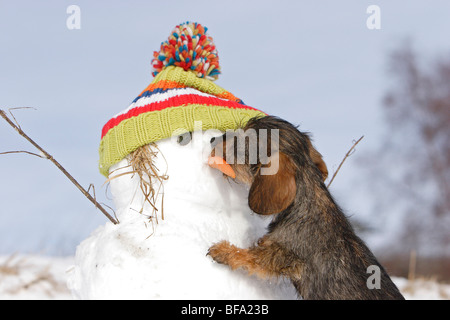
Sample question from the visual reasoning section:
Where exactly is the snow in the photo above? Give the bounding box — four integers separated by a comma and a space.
392, 277, 450, 300
66, 131, 297, 299
0, 254, 73, 300
1, 254, 449, 300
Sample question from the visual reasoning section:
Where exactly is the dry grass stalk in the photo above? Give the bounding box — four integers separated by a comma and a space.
107, 143, 169, 228
130, 143, 168, 223
1, 253, 67, 298
408, 250, 417, 281
0, 253, 23, 276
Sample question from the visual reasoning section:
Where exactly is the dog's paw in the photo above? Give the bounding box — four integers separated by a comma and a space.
207, 240, 236, 265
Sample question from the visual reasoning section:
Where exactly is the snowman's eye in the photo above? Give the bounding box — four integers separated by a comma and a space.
177, 132, 192, 146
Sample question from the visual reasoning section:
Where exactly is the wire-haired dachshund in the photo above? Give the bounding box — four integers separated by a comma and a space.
207, 116, 404, 300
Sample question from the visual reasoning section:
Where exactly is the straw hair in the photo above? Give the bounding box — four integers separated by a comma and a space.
106, 143, 168, 224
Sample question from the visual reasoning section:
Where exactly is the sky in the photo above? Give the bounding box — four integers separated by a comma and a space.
1, 0, 449, 255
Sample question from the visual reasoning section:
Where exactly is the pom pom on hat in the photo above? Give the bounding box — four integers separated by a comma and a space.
151, 22, 221, 81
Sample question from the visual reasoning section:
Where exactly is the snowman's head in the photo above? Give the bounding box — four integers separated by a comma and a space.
108, 126, 254, 221
99, 22, 266, 179
99, 22, 268, 220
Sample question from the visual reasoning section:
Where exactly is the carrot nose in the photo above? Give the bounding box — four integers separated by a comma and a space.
208, 156, 236, 179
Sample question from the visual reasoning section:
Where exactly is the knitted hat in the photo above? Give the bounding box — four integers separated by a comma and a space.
99, 22, 266, 177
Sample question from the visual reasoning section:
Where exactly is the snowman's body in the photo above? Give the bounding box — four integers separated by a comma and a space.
68, 131, 297, 299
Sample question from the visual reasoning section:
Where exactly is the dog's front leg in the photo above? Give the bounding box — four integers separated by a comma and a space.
207, 236, 299, 279
208, 240, 264, 275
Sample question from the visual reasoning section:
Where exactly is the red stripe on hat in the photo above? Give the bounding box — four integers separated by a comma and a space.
101, 94, 262, 139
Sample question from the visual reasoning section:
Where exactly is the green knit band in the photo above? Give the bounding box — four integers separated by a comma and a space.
99, 104, 265, 176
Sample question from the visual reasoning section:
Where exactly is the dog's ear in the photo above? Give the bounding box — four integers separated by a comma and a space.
248, 152, 297, 215
307, 140, 328, 181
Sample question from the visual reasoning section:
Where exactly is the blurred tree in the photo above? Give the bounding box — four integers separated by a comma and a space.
363, 42, 450, 260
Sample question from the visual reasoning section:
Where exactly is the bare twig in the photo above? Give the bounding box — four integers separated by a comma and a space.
0, 109, 119, 224
327, 135, 364, 188
87, 183, 96, 200
8, 107, 36, 130
0, 150, 46, 159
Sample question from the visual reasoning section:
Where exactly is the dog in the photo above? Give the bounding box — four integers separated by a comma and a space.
207, 116, 404, 300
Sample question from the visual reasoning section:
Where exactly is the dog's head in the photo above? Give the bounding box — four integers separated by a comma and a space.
208, 116, 328, 215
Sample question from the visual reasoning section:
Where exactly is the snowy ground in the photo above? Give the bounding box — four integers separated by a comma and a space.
0, 254, 73, 300
0, 254, 449, 300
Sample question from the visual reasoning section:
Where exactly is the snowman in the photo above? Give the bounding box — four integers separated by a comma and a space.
67, 22, 297, 299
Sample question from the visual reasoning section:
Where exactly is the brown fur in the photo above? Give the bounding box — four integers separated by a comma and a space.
207, 116, 404, 300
